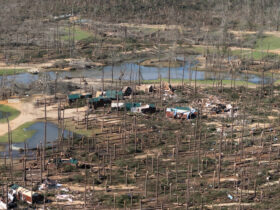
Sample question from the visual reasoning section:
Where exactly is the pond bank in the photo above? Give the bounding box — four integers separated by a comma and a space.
0, 104, 20, 123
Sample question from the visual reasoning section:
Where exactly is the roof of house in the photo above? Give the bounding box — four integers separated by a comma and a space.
10, 184, 19, 190
175, 107, 191, 111
89, 96, 112, 104
68, 94, 81, 100
125, 102, 141, 111
105, 90, 123, 99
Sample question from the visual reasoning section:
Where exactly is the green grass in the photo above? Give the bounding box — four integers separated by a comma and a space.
64, 120, 101, 137
231, 48, 278, 60
0, 121, 36, 143
255, 35, 280, 50
0, 69, 26, 76
62, 26, 92, 41
193, 42, 279, 60
273, 79, 280, 85
0, 105, 20, 123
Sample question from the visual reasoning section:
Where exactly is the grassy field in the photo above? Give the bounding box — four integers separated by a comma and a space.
0, 105, 20, 123
255, 35, 280, 50
64, 120, 101, 137
142, 78, 256, 87
192, 43, 279, 60
0, 121, 36, 143
0, 69, 26, 76
62, 26, 93, 41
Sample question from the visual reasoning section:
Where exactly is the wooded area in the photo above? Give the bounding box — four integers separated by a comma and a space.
1, 0, 280, 209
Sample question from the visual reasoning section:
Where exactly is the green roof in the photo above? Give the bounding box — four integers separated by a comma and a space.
83, 93, 92, 98
125, 102, 141, 111
89, 96, 111, 103
106, 90, 123, 99
68, 94, 81, 100
11, 184, 20, 190
175, 107, 191, 111
70, 158, 78, 164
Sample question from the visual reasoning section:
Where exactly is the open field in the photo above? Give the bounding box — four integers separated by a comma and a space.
62, 26, 93, 41
143, 78, 257, 88
0, 68, 26, 75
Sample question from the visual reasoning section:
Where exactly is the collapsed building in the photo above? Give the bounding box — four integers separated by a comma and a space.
166, 107, 197, 119
111, 102, 156, 113
9, 184, 43, 205
67, 93, 93, 104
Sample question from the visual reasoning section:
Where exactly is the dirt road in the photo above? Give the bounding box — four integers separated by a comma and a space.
0, 97, 88, 136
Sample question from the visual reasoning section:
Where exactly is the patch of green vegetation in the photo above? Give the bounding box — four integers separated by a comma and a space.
0, 105, 20, 123
255, 35, 280, 50
274, 79, 280, 85
231, 48, 278, 60
142, 78, 256, 87
0, 69, 26, 76
0, 121, 36, 143
64, 120, 101, 137
62, 26, 92, 41
63, 164, 76, 173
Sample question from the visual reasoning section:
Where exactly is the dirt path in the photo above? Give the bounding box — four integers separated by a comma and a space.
0, 97, 89, 136
0, 99, 39, 135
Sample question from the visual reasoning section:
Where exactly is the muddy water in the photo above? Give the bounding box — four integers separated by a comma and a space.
0, 61, 274, 85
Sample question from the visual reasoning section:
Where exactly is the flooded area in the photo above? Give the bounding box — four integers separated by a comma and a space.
0, 61, 275, 85
0, 122, 73, 157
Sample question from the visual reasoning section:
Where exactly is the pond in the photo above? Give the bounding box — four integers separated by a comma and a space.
0, 122, 73, 157
0, 60, 275, 85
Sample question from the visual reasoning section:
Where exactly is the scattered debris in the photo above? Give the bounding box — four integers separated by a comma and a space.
39, 179, 61, 190
56, 194, 73, 202
166, 107, 197, 119
10, 184, 43, 205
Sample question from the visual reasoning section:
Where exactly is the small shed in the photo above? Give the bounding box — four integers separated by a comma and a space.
131, 104, 156, 114
89, 96, 112, 109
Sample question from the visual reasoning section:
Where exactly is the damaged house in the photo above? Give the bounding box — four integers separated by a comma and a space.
166, 107, 197, 119
9, 184, 43, 205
